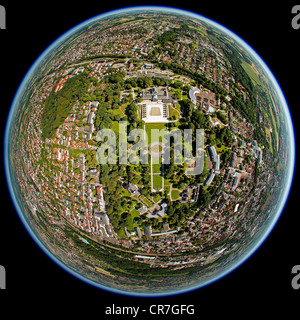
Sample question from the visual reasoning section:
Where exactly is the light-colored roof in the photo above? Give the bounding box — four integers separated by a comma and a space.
189, 87, 200, 105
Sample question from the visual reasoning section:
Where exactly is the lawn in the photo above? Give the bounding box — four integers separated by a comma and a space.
120, 102, 128, 115
111, 121, 120, 132
122, 188, 130, 197
164, 185, 171, 196
111, 108, 124, 117
153, 174, 163, 190
152, 163, 161, 173
145, 123, 167, 144
169, 105, 180, 120
130, 209, 140, 218
171, 189, 181, 200
164, 177, 171, 186
151, 192, 163, 203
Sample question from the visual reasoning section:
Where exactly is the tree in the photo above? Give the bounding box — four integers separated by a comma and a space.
216, 111, 228, 124
85, 152, 98, 169
182, 99, 194, 120
41, 72, 91, 140
137, 77, 153, 89
208, 133, 216, 146
192, 109, 209, 129
197, 186, 211, 208
221, 149, 232, 167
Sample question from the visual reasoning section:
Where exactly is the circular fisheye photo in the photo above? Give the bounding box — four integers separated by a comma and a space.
4, 6, 295, 296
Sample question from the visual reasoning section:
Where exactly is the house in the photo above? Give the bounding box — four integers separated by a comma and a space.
208, 146, 220, 174
126, 183, 139, 196
204, 169, 215, 186
90, 101, 99, 108
232, 176, 239, 191
142, 87, 170, 102
78, 154, 86, 164
137, 205, 148, 215
144, 225, 152, 237
154, 202, 168, 218
136, 227, 142, 239
181, 186, 197, 203
87, 111, 95, 125
94, 212, 110, 225
144, 63, 153, 69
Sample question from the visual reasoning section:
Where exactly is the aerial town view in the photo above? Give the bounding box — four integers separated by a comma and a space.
6, 8, 292, 295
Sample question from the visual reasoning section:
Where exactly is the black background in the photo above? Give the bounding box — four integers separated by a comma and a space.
0, 0, 299, 317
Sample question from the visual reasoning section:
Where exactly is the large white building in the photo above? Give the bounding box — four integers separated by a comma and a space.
141, 102, 169, 123
204, 146, 221, 185
140, 87, 171, 123
189, 86, 201, 105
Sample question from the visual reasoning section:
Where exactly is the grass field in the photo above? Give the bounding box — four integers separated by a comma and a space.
153, 174, 163, 190
169, 105, 180, 120
111, 108, 124, 117
130, 209, 140, 219
171, 189, 181, 200
241, 61, 260, 86
120, 102, 128, 115
146, 123, 166, 193
152, 163, 161, 173
145, 123, 167, 144
111, 121, 119, 132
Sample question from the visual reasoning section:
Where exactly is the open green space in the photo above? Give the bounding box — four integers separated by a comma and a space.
215, 144, 229, 155
153, 174, 163, 190
171, 189, 181, 200
120, 102, 129, 114
111, 108, 124, 117
169, 105, 180, 120
145, 123, 167, 144
130, 209, 140, 218
111, 120, 120, 132
152, 163, 161, 173
241, 61, 260, 86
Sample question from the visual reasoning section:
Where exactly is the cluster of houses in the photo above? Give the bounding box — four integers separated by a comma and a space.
229, 106, 255, 141
11, 12, 281, 275
41, 15, 233, 97
22, 85, 119, 242
54, 74, 72, 93
44, 100, 100, 149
